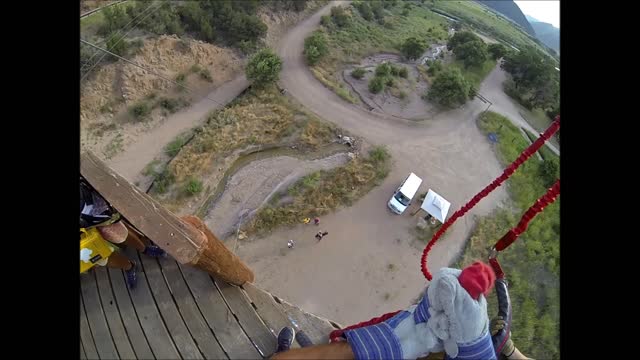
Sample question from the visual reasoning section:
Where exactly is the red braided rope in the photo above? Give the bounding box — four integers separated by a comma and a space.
494, 179, 560, 251
421, 116, 560, 280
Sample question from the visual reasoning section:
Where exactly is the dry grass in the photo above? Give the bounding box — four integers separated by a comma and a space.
169, 86, 334, 183
311, 67, 358, 103
152, 86, 338, 206
245, 146, 391, 234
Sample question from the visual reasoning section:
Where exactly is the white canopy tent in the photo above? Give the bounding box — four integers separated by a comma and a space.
420, 189, 451, 223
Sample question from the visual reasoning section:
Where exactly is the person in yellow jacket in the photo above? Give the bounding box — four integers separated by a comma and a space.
80, 177, 165, 288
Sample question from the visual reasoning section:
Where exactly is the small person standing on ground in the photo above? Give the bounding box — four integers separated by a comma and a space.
314, 217, 320, 226
287, 239, 294, 249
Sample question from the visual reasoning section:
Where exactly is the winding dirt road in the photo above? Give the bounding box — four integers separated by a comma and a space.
235, 2, 518, 325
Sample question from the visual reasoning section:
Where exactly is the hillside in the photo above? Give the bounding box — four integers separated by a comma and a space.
530, 21, 560, 54
476, 0, 535, 36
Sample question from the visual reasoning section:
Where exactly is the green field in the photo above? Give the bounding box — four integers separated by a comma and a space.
431, 0, 551, 57
458, 111, 559, 359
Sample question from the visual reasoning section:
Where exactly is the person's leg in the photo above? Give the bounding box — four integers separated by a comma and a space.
105, 251, 138, 288
122, 226, 146, 252
105, 251, 134, 270
122, 221, 166, 257
271, 342, 354, 360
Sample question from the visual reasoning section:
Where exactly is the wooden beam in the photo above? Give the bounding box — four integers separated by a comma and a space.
80, 151, 254, 285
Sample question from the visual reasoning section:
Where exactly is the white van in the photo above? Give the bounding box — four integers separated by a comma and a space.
388, 173, 422, 215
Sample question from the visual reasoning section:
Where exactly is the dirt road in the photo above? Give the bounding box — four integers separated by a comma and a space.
480, 66, 560, 155
235, 2, 513, 325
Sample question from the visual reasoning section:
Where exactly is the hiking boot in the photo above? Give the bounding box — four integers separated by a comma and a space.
295, 330, 314, 348
125, 261, 137, 289
143, 245, 167, 258
276, 327, 295, 353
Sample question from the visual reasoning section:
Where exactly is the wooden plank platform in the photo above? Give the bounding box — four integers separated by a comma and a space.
81, 254, 341, 359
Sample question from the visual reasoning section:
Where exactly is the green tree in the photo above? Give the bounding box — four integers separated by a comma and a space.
401, 37, 428, 60
488, 43, 508, 60
454, 39, 488, 68
427, 68, 472, 108
304, 31, 328, 65
245, 48, 283, 86
100, 5, 129, 36
447, 31, 481, 52
106, 34, 128, 57
501, 47, 553, 90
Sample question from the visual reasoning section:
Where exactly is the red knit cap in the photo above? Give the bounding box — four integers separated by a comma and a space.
458, 261, 496, 300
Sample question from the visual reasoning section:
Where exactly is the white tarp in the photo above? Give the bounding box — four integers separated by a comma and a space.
420, 189, 451, 223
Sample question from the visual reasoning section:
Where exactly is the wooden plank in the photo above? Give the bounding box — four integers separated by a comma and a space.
158, 257, 227, 359
80, 271, 120, 359
240, 283, 300, 349
273, 296, 334, 346
137, 252, 203, 359
122, 248, 180, 359
179, 264, 260, 359
81, 151, 205, 264
213, 278, 277, 357
80, 291, 99, 360
94, 267, 137, 359
107, 267, 155, 359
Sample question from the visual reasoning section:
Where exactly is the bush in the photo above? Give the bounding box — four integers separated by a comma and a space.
304, 31, 329, 65
105, 34, 128, 57
426, 60, 443, 76
245, 48, 283, 86
153, 168, 175, 194
351, 68, 366, 79
398, 67, 408, 78
185, 177, 203, 196
375, 63, 392, 77
100, 6, 129, 36
386, 77, 395, 87
354, 2, 373, 20
238, 40, 258, 55
321, 15, 332, 27
129, 102, 151, 119
369, 76, 385, 93
175, 73, 186, 84
369, 146, 390, 164
200, 68, 213, 82
390, 65, 400, 77
164, 134, 189, 157
158, 97, 188, 114
401, 37, 428, 60
539, 160, 559, 187
330, 6, 350, 27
